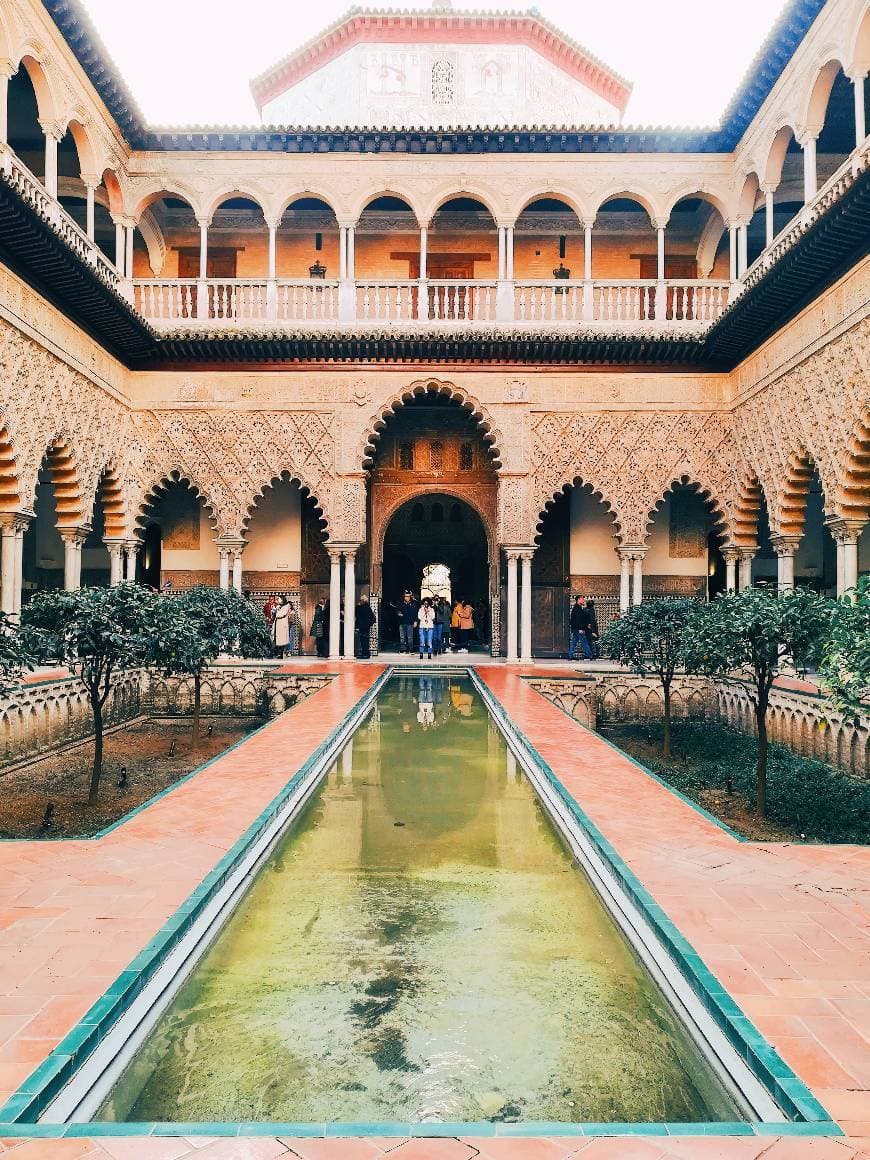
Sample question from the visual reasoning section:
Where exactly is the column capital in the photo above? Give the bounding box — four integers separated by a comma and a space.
825, 516, 865, 544
652, 216, 669, 231
113, 214, 136, 229
79, 171, 101, 191
759, 181, 778, 195
38, 119, 65, 143
617, 544, 647, 561
846, 65, 869, 83
217, 534, 246, 552
0, 510, 33, 534
737, 545, 758, 561
581, 216, 596, 231
195, 215, 212, 230
769, 533, 802, 557
0, 58, 17, 81
721, 546, 741, 564
503, 546, 524, 562
797, 129, 818, 148
60, 525, 91, 547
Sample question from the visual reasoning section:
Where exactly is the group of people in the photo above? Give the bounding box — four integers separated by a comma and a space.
307, 594, 377, 659
394, 592, 476, 658
569, 595, 599, 660
263, 593, 298, 658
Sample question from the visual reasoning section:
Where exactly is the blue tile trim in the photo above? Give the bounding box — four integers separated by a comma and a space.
0, 667, 390, 1127
0, 664, 843, 1141
469, 669, 841, 1134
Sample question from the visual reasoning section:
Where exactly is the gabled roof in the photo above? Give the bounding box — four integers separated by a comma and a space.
42, 0, 826, 151
248, 5, 632, 117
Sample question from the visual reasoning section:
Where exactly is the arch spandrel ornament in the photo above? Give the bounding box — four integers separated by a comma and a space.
357, 378, 506, 473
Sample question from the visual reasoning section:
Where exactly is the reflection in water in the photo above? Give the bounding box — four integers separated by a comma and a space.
98, 677, 739, 1125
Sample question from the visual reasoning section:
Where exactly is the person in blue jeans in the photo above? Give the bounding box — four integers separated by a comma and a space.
569, 595, 597, 660
395, 591, 418, 653
417, 597, 436, 659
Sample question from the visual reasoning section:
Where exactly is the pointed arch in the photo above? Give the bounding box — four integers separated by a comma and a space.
836, 413, 870, 522
535, 476, 621, 541
241, 470, 329, 538
36, 439, 84, 530
0, 424, 21, 514
135, 469, 219, 536
94, 464, 127, 539
644, 474, 729, 542
360, 378, 503, 471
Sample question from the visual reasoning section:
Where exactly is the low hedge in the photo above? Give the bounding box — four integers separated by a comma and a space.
605, 720, 869, 844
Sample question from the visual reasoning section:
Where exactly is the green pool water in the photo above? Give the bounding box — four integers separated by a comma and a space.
98, 675, 739, 1125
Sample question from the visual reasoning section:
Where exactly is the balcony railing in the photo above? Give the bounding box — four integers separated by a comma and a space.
2, 136, 867, 339
131, 275, 732, 330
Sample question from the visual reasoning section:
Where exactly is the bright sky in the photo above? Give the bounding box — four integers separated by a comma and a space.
78, 0, 788, 128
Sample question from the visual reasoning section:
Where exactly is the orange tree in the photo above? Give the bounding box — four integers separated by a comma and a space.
684, 585, 831, 817
21, 583, 158, 804
601, 597, 701, 758
151, 586, 271, 744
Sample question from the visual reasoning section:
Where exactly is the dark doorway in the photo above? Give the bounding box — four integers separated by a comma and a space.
380, 494, 489, 649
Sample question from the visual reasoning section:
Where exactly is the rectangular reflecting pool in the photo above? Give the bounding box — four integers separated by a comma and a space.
97, 674, 740, 1125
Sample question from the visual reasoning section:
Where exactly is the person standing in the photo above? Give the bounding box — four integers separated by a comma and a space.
456, 599, 474, 652
435, 596, 451, 655
272, 594, 292, 659
417, 597, 436, 659
395, 590, 419, 654
450, 598, 463, 652
569, 594, 598, 660
310, 599, 327, 657
355, 594, 375, 659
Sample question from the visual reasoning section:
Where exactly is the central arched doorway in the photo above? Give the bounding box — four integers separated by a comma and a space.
380, 494, 490, 650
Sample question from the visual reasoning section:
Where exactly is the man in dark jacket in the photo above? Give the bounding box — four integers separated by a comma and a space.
355, 595, 376, 659
395, 591, 419, 653
569, 595, 598, 660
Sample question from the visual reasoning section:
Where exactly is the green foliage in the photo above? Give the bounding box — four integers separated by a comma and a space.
819, 576, 870, 719
602, 597, 702, 756
684, 585, 831, 687
611, 719, 869, 844
21, 584, 159, 803
151, 586, 271, 678
0, 611, 33, 696
683, 586, 833, 816
602, 598, 700, 680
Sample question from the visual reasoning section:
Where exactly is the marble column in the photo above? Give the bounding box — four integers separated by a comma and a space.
851, 71, 866, 147
0, 517, 17, 613
42, 124, 59, 199
218, 545, 230, 591
12, 519, 26, 613
62, 529, 86, 591
122, 539, 139, 582
113, 218, 125, 275
0, 62, 14, 144
827, 518, 865, 596
343, 548, 356, 660
763, 186, 775, 248
505, 549, 519, 662
196, 218, 210, 319
617, 548, 632, 613
85, 181, 96, 241
632, 552, 644, 605
328, 547, 343, 659
520, 550, 533, 663
802, 135, 818, 203
738, 547, 756, 591
722, 547, 740, 593
232, 548, 243, 594
505, 226, 514, 280
104, 538, 124, 585
771, 535, 801, 590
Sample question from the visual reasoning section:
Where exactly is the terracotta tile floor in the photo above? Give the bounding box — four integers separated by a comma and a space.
0, 664, 868, 1158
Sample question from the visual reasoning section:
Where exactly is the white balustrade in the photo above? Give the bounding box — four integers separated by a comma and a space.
134, 280, 197, 322
514, 280, 585, 322
593, 280, 656, 323
277, 279, 339, 322
426, 280, 497, 322
665, 281, 730, 323
0, 145, 120, 291
355, 280, 416, 322
208, 280, 268, 322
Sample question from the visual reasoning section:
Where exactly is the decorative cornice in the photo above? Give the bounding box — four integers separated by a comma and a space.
42, 0, 826, 154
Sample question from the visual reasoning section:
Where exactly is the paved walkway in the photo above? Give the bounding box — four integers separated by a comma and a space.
0, 664, 868, 1158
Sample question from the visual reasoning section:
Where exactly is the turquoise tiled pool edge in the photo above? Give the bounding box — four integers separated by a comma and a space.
0, 665, 842, 1140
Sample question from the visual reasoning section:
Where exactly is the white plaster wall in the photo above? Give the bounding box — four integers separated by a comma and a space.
569, 488, 619, 574
644, 493, 709, 576
162, 508, 219, 570
243, 482, 302, 572
262, 42, 621, 128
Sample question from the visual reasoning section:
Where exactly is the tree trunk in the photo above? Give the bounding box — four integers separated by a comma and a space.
88, 691, 104, 806
755, 694, 769, 817
192, 673, 201, 746
662, 679, 672, 758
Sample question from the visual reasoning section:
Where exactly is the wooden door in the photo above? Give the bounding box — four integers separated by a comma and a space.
638, 255, 698, 319
177, 249, 238, 317
425, 257, 475, 320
